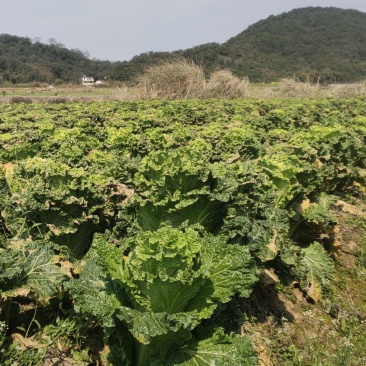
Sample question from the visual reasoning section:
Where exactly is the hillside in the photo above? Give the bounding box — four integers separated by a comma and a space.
0, 34, 112, 84
1, 7, 366, 84
111, 7, 366, 83
219, 7, 366, 82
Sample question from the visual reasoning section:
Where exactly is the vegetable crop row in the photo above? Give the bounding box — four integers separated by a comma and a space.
0, 98, 365, 365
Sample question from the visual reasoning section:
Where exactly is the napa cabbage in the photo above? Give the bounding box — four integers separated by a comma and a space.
67, 226, 258, 365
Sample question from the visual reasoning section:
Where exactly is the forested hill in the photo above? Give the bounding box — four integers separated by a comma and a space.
0, 34, 112, 84
117, 7, 366, 83
217, 7, 366, 82
1, 7, 366, 84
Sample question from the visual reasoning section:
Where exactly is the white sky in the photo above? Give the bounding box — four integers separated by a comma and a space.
1, 0, 366, 61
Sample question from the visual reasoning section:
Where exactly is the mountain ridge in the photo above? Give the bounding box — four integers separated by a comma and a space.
1, 6, 366, 84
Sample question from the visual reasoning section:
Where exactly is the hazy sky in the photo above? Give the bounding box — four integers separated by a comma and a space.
2, 0, 366, 61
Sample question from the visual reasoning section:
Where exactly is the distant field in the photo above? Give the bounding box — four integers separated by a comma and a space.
1, 80, 366, 103
0, 85, 125, 103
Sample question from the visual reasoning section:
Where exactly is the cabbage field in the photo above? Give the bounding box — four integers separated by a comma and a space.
0, 98, 365, 365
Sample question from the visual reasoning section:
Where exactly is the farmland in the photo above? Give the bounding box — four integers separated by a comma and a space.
1, 80, 366, 103
0, 98, 365, 365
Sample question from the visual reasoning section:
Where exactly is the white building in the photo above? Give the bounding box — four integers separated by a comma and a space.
82, 75, 94, 86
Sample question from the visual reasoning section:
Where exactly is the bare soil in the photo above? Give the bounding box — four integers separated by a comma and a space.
241, 198, 366, 366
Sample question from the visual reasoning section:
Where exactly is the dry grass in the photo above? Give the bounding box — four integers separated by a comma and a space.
136, 59, 206, 100
205, 70, 250, 98
326, 82, 366, 98
135, 60, 251, 100
251, 79, 366, 99
2, 71, 366, 102
9, 96, 34, 104
275, 78, 320, 97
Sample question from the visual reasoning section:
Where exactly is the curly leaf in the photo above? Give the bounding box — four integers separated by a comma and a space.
116, 308, 197, 345
301, 242, 334, 301
65, 260, 125, 327
200, 236, 257, 301
159, 327, 258, 366
0, 240, 66, 302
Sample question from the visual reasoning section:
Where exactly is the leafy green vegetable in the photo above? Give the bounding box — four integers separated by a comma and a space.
0, 240, 66, 302
68, 227, 257, 364
1, 98, 364, 364
160, 327, 258, 366
293, 242, 335, 302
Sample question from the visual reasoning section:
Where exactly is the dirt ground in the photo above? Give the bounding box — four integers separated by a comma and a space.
241, 198, 366, 366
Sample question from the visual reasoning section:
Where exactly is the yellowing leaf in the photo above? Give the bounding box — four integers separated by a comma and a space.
2, 162, 16, 177
225, 151, 241, 164
306, 280, 322, 302
336, 200, 365, 217
295, 198, 311, 215
328, 225, 342, 254
259, 229, 279, 262
301, 242, 334, 302
3, 287, 31, 299
11, 333, 46, 350
59, 260, 75, 278
267, 229, 278, 256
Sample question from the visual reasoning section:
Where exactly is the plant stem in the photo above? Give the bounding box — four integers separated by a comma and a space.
25, 301, 38, 337
136, 343, 149, 366
4, 299, 12, 327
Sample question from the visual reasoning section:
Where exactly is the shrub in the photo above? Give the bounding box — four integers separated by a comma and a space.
48, 96, 68, 104
205, 69, 250, 98
10, 96, 33, 104
276, 78, 319, 97
137, 59, 206, 99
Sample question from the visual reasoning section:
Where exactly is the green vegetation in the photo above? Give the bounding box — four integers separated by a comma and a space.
109, 7, 366, 83
2, 7, 366, 84
0, 34, 111, 84
242, 195, 366, 366
0, 98, 365, 364
217, 7, 366, 82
